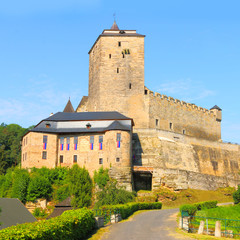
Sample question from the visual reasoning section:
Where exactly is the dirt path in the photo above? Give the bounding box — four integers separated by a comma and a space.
101, 208, 193, 240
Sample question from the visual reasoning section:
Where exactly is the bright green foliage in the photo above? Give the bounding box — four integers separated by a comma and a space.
68, 164, 93, 208
0, 123, 32, 174
100, 202, 162, 219
193, 200, 218, 210
93, 167, 109, 189
33, 207, 47, 218
180, 204, 198, 216
11, 169, 30, 204
0, 208, 95, 240
233, 186, 240, 204
55, 184, 70, 202
95, 179, 135, 207
27, 175, 53, 201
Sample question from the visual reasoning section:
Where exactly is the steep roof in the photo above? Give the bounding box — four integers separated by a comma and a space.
44, 111, 131, 121
63, 99, 74, 113
111, 20, 119, 30
210, 105, 222, 111
0, 198, 37, 230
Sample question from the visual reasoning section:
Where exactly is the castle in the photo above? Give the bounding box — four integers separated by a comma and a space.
21, 21, 240, 191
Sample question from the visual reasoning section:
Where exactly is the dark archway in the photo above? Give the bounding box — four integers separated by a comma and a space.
133, 172, 152, 191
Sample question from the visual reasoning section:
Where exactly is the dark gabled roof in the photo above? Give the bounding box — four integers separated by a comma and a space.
55, 197, 71, 207
210, 105, 222, 111
0, 198, 37, 230
63, 99, 74, 113
44, 111, 131, 122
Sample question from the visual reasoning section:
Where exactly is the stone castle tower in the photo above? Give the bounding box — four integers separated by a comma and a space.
77, 21, 149, 128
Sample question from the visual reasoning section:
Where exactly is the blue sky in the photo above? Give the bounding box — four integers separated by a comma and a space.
0, 0, 240, 143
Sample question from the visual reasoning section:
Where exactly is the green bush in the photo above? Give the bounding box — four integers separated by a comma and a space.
180, 204, 197, 216
0, 208, 95, 240
193, 200, 218, 210
27, 175, 53, 201
55, 184, 70, 202
68, 165, 93, 208
93, 167, 109, 189
233, 186, 240, 204
100, 202, 162, 219
95, 179, 135, 208
33, 207, 47, 218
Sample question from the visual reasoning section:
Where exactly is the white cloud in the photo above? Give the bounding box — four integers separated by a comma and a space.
157, 78, 215, 102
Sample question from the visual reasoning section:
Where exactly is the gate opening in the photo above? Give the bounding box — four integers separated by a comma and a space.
133, 172, 152, 191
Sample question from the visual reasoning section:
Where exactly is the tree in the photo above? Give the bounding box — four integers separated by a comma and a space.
93, 167, 109, 189
27, 175, 53, 201
68, 165, 93, 208
233, 185, 240, 204
95, 179, 135, 207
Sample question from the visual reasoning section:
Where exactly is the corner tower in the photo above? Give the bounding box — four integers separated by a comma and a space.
77, 21, 148, 128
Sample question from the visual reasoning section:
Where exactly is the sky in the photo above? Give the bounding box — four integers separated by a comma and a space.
0, 0, 240, 143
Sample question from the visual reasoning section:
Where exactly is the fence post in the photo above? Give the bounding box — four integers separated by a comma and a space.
198, 221, 205, 234
225, 219, 227, 237
206, 218, 208, 235
215, 221, 221, 237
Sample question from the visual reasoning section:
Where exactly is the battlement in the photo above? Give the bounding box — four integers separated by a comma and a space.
144, 86, 216, 117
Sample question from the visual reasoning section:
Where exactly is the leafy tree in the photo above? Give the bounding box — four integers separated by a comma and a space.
0, 123, 31, 174
11, 169, 30, 204
93, 167, 109, 189
233, 185, 240, 204
68, 164, 93, 208
95, 179, 135, 207
27, 175, 53, 201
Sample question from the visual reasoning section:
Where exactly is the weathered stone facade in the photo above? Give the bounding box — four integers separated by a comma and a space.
75, 22, 240, 190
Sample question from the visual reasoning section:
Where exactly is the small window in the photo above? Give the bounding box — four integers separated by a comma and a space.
60, 155, 63, 163
23, 138, 25, 146
43, 135, 47, 149
66, 137, 70, 151
117, 68, 119, 73
60, 137, 64, 151
99, 158, 103, 164
99, 136, 103, 150
74, 136, 78, 150
144, 90, 148, 95
117, 133, 121, 142
109, 54, 111, 59
90, 136, 94, 150
45, 123, 51, 128
183, 130, 186, 134
42, 151, 47, 159
116, 158, 120, 162
73, 155, 77, 163
118, 41, 121, 47
129, 83, 131, 89
156, 119, 159, 127
170, 123, 173, 130
122, 53, 125, 58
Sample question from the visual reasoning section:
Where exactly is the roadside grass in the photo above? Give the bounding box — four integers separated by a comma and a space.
176, 228, 230, 240
136, 187, 234, 209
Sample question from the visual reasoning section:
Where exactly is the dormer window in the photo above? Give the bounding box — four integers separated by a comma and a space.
86, 123, 91, 129
45, 123, 51, 128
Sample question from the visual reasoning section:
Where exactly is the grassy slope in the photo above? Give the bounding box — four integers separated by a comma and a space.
137, 187, 234, 209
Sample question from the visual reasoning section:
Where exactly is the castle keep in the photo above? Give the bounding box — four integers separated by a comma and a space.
22, 21, 240, 191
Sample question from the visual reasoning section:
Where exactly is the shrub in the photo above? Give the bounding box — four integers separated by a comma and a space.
27, 175, 53, 201
100, 202, 162, 219
55, 184, 70, 202
194, 200, 218, 210
68, 165, 93, 208
93, 167, 109, 189
95, 179, 135, 208
233, 186, 240, 204
33, 207, 47, 218
180, 204, 197, 216
0, 208, 95, 240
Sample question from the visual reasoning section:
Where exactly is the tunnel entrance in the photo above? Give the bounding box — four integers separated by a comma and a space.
133, 172, 152, 191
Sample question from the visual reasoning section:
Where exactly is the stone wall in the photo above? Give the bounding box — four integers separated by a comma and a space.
133, 128, 240, 190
